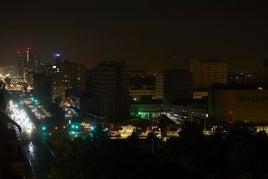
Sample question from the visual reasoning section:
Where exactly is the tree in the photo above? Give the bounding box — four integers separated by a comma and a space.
47, 96, 66, 127
4, 77, 11, 88
0, 84, 6, 112
126, 129, 140, 146
179, 121, 203, 142
53, 96, 63, 106
90, 123, 109, 142
157, 114, 170, 141
226, 139, 256, 178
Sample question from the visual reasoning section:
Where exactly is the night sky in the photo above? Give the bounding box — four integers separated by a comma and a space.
1, 0, 268, 72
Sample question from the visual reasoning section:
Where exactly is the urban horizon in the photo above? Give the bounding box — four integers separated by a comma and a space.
1, 1, 268, 73
0, 49, 267, 74
2, 1, 268, 178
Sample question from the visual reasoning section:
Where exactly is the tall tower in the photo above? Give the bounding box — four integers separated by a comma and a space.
26, 48, 30, 62
17, 48, 41, 83
17, 51, 24, 81
54, 53, 62, 65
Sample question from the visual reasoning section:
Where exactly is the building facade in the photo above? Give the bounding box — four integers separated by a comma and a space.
33, 73, 52, 105
52, 60, 86, 102
0, 66, 17, 78
208, 83, 268, 124
258, 58, 268, 83
17, 48, 41, 84
90, 61, 129, 121
189, 58, 227, 88
156, 69, 193, 105
129, 70, 156, 102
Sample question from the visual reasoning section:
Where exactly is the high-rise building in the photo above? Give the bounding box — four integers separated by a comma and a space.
263, 58, 268, 68
52, 60, 86, 102
258, 58, 268, 83
189, 58, 227, 88
0, 66, 17, 78
129, 70, 156, 103
85, 69, 93, 94
156, 69, 193, 105
17, 48, 41, 83
41, 64, 53, 77
129, 70, 155, 90
155, 72, 164, 100
33, 73, 52, 105
17, 51, 24, 79
54, 53, 63, 65
90, 60, 129, 121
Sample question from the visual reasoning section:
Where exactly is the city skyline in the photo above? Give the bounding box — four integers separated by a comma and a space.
1, 1, 268, 72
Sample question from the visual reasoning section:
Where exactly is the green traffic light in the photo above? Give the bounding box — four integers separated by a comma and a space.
41, 126, 46, 131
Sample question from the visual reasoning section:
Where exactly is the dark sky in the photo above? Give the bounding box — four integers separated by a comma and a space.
1, 0, 268, 72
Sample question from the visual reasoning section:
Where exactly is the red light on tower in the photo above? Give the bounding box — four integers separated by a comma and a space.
25, 48, 30, 62
17, 51, 22, 58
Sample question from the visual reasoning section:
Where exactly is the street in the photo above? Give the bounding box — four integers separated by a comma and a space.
8, 99, 54, 178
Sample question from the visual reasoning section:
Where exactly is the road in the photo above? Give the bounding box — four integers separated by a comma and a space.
19, 133, 54, 178
8, 98, 54, 178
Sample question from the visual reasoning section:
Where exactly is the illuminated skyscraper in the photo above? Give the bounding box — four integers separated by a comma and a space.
17, 51, 24, 80
17, 48, 41, 83
52, 60, 86, 102
26, 48, 30, 62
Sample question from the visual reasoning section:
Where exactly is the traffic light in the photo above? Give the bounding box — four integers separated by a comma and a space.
31, 97, 39, 105
41, 125, 47, 131
70, 124, 80, 131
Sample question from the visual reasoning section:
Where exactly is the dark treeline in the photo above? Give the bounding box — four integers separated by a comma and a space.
49, 121, 268, 179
